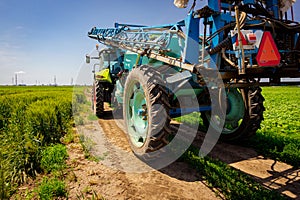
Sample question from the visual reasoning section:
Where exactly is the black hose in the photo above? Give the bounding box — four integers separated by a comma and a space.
208, 37, 232, 55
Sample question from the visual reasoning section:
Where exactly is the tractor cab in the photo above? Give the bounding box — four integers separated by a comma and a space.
99, 48, 123, 83
86, 48, 123, 84
100, 49, 122, 73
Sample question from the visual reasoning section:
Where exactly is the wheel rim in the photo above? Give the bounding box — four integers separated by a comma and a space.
206, 88, 245, 135
126, 81, 148, 148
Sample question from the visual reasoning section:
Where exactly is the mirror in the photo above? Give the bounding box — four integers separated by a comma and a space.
86, 54, 90, 64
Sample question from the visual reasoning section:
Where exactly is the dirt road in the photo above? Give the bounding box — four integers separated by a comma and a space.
67, 118, 220, 199
69, 104, 299, 199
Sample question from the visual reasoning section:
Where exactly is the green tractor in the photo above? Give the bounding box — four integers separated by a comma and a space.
86, 0, 299, 157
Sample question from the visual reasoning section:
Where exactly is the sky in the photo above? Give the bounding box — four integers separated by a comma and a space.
0, 0, 299, 85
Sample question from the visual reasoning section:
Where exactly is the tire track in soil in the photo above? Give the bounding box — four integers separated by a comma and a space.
70, 105, 220, 199
173, 124, 300, 199
96, 106, 300, 199
75, 93, 299, 199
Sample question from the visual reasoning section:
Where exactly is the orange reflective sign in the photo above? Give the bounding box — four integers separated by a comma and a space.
256, 31, 281, 67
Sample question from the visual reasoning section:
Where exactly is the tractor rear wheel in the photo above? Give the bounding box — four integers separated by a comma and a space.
94, 81, 104, 118
93, 81, 112, 118
123, 66, 171, 155
201, 86, 265, 141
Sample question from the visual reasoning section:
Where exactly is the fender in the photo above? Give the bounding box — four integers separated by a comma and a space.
95, 68, 112, 83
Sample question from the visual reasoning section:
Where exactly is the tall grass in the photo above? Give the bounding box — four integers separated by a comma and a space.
0, 86, 74, 198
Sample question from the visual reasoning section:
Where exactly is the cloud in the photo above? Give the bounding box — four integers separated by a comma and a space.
15, 71, 25, 74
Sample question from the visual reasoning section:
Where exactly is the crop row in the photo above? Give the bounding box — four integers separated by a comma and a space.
176, 86, 300, 167
249, 86, 300, 167
0, 86, 74, 198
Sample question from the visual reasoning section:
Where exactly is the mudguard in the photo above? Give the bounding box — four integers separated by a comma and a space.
95, 68, 112, 83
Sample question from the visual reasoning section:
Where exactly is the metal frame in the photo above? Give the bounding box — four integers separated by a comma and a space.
88, 0, 300, 83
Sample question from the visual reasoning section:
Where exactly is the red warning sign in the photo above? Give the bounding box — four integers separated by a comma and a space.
256, 31, 281, 67
235, 31, 248, 46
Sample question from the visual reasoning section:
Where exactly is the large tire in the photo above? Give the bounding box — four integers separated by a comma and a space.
123, 66, 171, 155
95, 81, 104, 118
201, 86, 265, 141
93, 80, 113, 118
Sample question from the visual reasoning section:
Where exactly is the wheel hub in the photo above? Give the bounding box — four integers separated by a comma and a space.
127, 86, 149, 147
206, 88, 245, 135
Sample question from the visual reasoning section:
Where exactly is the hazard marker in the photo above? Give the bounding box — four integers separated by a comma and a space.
256, 31, 281, 67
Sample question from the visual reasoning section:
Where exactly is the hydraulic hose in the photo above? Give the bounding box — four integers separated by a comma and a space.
222, 48, 237, 68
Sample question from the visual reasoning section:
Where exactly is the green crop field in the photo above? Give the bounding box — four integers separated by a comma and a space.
251, 86, 300, 167
0, 85, 298, 199
177, 86, 300, 167
0, 86, 74, 198
260, 86, 300, 137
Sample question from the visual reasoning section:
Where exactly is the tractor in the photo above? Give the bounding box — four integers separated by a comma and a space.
86, 0, 300, 157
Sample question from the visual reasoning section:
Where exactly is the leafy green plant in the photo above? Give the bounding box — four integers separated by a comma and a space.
37, 177, 67, 200
40, 144, 68, 173
247, 86, 300, 167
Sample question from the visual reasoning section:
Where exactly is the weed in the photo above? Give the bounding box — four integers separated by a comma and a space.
40, 144, 68, 173
23, 188, 35, 200
88, 114, 98, 121
37, 177, 67, 200
77, 190, 105, 200
14, 188, 35, 200
62, 131, 75, 144
66, 170, 77, 182
79, 135, 98, 160
75, 115, 85, 125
